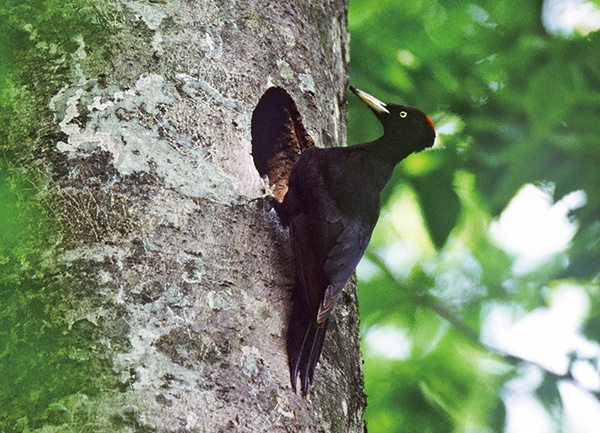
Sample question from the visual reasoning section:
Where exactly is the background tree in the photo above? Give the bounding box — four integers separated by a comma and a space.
0, 0, 367, 431
348, 0, 600, 432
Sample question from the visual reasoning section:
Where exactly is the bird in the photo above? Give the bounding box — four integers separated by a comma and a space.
279, 86, 436, 395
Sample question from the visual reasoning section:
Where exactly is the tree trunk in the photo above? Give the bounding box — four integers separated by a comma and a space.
1, 0, 365, 431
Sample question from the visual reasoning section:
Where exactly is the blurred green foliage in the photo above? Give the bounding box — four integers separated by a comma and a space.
349, 0, 600, 431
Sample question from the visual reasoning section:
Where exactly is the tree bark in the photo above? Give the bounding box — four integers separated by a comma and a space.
1, 0, 365, 431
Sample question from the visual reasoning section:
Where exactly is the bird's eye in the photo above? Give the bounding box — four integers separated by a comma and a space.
399, 111, 407, 118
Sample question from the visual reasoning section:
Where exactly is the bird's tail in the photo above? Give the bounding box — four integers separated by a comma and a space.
287, 296, 328, 395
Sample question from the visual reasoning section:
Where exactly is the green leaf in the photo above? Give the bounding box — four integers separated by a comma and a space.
410, 167, 460, 250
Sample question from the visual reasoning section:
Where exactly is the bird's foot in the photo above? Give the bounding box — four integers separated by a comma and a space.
249, 175, 277, 208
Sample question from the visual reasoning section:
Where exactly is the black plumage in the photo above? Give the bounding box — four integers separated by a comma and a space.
281, 86, 436, 394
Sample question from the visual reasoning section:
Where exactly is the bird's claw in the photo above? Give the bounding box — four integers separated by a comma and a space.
250, 175, 277, 208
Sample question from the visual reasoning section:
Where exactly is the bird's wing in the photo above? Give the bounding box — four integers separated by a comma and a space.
289, 211, 337, 316
290, 210, 375, 325
317, 218, 375, 324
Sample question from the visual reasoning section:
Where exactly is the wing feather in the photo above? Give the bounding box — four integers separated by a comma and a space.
317, 219, 375, 323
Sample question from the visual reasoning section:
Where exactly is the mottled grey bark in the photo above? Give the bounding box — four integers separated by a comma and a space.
1, 0, 365, 431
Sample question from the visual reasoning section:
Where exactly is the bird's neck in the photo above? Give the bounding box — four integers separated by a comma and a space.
367, 136, 414, 166
348, 139, 398, 192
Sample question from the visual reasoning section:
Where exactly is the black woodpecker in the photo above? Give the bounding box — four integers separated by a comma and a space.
281, 86, 436, 394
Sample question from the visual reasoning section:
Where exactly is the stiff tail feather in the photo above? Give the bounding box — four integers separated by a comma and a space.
287, 297, 328, 395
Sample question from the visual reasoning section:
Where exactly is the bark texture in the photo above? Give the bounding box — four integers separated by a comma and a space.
0, 0, 365, 431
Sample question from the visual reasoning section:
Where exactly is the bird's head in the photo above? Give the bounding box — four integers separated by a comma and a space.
350, 86, 436, 155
